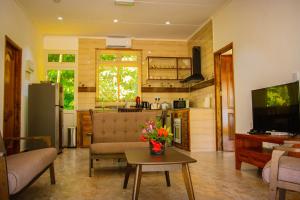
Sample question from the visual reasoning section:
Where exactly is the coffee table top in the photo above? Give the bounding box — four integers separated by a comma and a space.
125, 148, 197, 165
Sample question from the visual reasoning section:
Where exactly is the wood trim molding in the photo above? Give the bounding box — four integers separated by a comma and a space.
214, 42, 234, 151
78, 87, 96, 92
141, 87, 189, 93
190, 79, 214, 92
79, 80, 214, 93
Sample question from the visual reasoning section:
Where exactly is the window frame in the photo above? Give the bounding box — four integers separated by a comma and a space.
95, 49, 142, 107
45, 50, 78, 112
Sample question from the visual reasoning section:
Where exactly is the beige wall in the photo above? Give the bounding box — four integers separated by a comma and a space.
77, 38, 190, 109
187, 21, 215, 108
77, 26, 215, 109
212, 0, 300, 133
0, 0, 42, 136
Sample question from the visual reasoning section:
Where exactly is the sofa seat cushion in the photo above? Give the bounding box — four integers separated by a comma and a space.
262, 156, 300, 184
6, 148, 57, 195
90, 142, 149, 154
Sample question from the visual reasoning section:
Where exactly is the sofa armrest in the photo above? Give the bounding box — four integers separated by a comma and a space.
274, 145, 300, 153
4, 136, 51, 148
269, 149, 287, 188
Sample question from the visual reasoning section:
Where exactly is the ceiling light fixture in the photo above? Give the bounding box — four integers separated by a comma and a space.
165, 21, 171, 25
57, 16, 63, 21
113, 19, 119, 23
115, 0, 135, 6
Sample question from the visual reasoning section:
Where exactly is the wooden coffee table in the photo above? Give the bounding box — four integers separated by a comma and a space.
123, 148, 197, 200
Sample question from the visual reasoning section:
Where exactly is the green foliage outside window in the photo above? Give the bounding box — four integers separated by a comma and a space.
121, 55, 137, 62
97, 50, 140, 103
62, 54, 75, 62
48, 54, 60, 62
100, 54, 117, 61
48, 54, 75, 63
119, 67, 138, 100
98, 67, 118, 102
48, 70, 75, 110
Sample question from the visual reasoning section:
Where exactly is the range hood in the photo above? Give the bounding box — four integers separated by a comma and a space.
181, 46, 204, 83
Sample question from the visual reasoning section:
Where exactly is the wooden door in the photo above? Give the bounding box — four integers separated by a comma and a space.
3, 36, 22, 155
220, 55, 235, 151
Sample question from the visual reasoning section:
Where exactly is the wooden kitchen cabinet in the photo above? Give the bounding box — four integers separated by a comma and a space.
147, 56, 192, 80
171, 109, 190, 151
77, 110, 92, 147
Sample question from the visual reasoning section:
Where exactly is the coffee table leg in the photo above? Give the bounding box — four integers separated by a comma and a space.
132, 164, 142, 200
182, 163, 195, 200
123, 164, 132, 189
165, 171, 171, 187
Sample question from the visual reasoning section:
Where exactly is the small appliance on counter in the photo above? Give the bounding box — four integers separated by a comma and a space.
161, 102, 170, 110
141, 101, 150, 109
150, 97, 161, 110
173, 98, 189, 109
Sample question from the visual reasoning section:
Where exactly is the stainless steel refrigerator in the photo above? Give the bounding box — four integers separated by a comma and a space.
28, 83, 63, 153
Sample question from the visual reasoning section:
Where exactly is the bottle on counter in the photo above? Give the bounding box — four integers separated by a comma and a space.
135, 96, 141, 108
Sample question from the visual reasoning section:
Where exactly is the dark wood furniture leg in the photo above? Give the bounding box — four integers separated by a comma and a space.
89, 157, 93, 177
165, 171, 171, 187
182, 163, 195, 200
279, 189, 286, 200
132, 164, 142, 200
123, 164, 132, 189
49, 163, 56, 184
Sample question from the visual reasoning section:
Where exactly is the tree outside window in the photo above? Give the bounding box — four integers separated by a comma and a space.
47, 70, 75, 110
96, 50, 140, 105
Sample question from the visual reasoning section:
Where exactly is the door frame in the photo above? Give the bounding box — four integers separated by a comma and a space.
214, 43, 235, 151
3, 36, 22, 144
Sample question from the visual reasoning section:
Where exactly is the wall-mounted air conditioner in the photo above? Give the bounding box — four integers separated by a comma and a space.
106, 37, 132, 48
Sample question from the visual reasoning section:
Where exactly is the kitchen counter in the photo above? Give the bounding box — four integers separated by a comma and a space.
189, 108, 216, 152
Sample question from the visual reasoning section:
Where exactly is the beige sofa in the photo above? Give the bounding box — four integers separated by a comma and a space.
89, 110, 161, 176
0, 133, 57, 200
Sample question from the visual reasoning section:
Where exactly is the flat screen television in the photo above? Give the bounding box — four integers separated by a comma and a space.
251, 81, 300, 134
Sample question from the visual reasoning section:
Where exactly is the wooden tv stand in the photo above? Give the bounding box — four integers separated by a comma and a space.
235, 133, 295, 170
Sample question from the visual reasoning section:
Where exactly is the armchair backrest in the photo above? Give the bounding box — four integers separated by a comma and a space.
90, 111, 161, 143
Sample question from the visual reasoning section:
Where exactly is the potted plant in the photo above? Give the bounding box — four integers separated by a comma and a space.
140, 119, 173, 155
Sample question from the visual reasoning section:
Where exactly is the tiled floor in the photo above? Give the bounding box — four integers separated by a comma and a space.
15, 148, 300, 200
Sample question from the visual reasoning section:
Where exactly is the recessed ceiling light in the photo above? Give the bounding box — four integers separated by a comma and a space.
57, 16, 63, 21
115, 0, 135, 6
113, 19, 119, 23
165, 21, 171, 25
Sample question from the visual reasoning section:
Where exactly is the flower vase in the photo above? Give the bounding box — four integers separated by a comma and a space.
149, 140, 165, 155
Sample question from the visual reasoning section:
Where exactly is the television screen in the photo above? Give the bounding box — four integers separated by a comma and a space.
252, 81, 300, 134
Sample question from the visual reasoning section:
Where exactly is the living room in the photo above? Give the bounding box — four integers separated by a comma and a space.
0, 0, 300, 199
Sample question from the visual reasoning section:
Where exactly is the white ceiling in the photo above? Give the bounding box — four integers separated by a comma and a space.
16, 0, 228, 40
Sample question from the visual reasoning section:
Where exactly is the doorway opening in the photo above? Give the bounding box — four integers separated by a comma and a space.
3, 36, 22, 155
214, 43, 235, 151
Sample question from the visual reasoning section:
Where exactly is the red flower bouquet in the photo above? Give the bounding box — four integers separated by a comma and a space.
140, 120, 173, 155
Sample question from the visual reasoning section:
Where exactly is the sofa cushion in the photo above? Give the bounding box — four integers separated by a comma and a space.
6, 148, 57, 195
90, 142, 149, 154
262, 156, 300, 184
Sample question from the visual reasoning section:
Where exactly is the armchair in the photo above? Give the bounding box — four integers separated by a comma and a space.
0, 131, 57, 200
262, 143, 300, 200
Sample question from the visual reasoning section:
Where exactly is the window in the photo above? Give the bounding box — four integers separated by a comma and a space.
96, 50, 141, 105
45, 51, 77, 110
48, 54, 76, 63
47, 70, 75, 110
